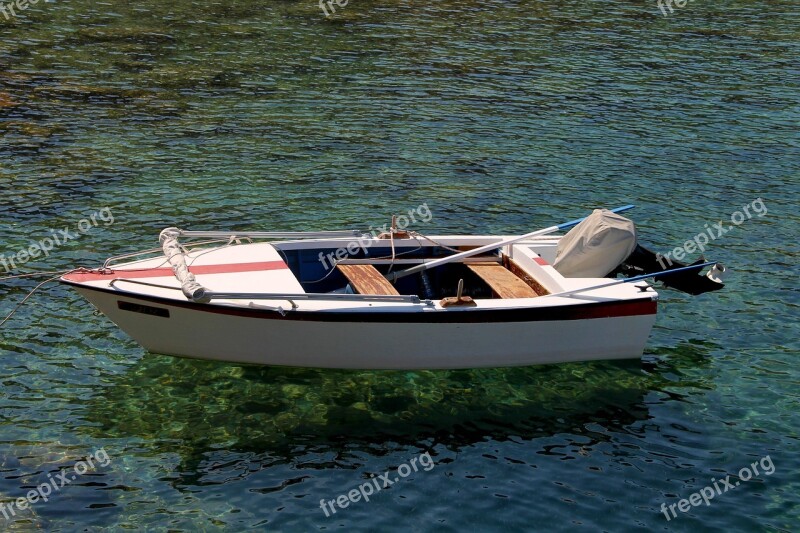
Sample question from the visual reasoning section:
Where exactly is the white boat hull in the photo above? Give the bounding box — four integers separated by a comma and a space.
73, 286, 657, 369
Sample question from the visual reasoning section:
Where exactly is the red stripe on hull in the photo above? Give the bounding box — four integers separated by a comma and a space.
63, 261, 289, 282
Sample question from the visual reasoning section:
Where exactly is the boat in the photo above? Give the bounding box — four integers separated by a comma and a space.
60, 207, 725, 369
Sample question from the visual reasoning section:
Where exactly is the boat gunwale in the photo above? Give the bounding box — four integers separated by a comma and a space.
61, 279, 657, 324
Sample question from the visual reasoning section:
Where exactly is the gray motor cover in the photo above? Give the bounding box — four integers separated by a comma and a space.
553, 209, 637, 278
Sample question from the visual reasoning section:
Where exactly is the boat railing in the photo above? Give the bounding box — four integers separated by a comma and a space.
157, 228, 380, 303
102, 238, 239, 270
336, 257, 501, 265
103, 228, 365, 271
109, 278, 427, 306
205, 291, 425, 304
102, 247, 166, 270
170, 229, 364, 240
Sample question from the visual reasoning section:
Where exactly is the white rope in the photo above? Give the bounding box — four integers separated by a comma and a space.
408, 231, 461, 253
159, 228, 210, 302
0, 270, 72, 282
0, 270, 80, 329
387, 227, 397, 276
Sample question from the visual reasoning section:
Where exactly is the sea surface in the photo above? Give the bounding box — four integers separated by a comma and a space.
1, 0, 798, 531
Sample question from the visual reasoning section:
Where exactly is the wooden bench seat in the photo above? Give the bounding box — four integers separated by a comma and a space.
466, 262, 540, 299
337, 264, 399, 295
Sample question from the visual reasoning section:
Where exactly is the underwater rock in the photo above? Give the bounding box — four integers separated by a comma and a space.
32, 84, 154, 103
209, 71, 241, 88
5, 121, 64, 138
0, 509, 47, 531
111, 60, 155, 74
0, 71, 34, 84
272, 412, 300, 433
0, 91, 19, 108
73, 28, 176, 45
280, 384, 306, 400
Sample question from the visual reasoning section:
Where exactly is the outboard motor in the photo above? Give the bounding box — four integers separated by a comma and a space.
553, 209, 725, 295
553, 209, 638, 278
613, 243, 725, 295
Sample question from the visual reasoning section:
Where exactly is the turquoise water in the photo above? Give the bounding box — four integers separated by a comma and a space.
1, 0, 799, 530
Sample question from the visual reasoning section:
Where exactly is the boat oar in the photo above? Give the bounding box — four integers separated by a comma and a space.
386, 204, 635, 282
540, 261, 720, 299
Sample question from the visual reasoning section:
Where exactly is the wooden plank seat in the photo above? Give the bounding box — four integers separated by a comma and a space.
337, 264, 400, 295
466, 262, 540, 299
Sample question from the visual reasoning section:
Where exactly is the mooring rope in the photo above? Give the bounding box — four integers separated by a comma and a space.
0, 270, 75, 329
0, 267, 113, 328
0, 270, 72, 282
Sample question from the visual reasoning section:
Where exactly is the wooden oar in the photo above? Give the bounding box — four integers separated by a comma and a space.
386, 205, 635, 282
539, 261, 719, 299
